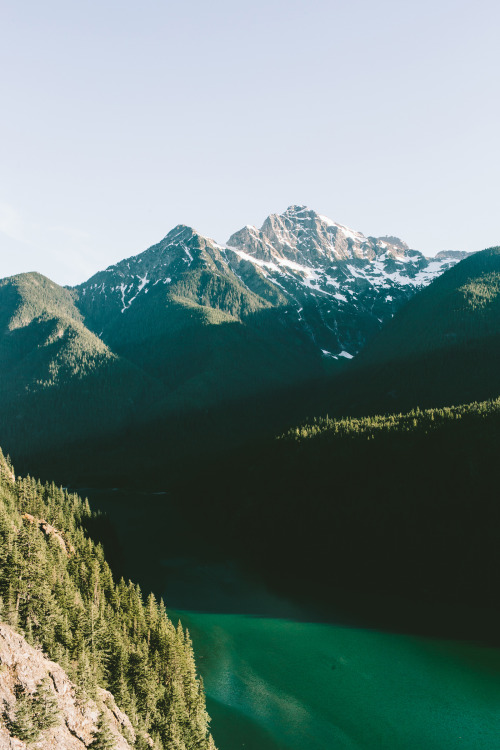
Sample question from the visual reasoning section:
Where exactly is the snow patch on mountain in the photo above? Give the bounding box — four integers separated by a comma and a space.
76, 206, 470, 360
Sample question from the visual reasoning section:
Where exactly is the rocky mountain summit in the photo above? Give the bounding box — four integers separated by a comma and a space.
76, 206, 468, 359
224, 205, 466, 356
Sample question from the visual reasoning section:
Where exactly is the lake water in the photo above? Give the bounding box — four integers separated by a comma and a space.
82, 488, 500, 750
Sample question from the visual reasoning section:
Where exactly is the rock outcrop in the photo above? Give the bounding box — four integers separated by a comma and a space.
0, 622, 136, 750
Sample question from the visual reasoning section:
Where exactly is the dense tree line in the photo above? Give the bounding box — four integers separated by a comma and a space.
0, 451, 216, 750
189, 396, 500, 631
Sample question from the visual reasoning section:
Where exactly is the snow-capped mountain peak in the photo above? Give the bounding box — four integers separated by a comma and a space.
223, 206, 470, 357
75, 206, 470, 359
228, 206, 420, 267
77, 225, 229, 314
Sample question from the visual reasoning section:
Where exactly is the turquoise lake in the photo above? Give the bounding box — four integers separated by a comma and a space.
84, 489, 500, 750
182, 611, 500, 750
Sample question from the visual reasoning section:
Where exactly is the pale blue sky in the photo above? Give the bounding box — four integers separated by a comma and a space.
1, 0, 499, 285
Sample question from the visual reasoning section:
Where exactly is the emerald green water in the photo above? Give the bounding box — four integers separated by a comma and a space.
84, 489, 500, 750
180, 612, 500, 750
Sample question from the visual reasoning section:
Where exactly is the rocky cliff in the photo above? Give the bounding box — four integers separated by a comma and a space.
0, 622, 137, 750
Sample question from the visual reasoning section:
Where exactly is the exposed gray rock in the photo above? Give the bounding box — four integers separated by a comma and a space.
224, 206, 470, 357
0, 623, 135, 750
73, 205, 471, 360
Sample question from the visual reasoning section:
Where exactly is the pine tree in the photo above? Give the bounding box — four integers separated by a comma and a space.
9, 685, 40, 743
89, 711, 117, 750
0, 460, 218, 749
33, 677, 61, 730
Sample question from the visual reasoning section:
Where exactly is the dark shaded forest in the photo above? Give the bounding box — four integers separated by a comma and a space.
0, 451, 216, 750
181, 397, 500, 640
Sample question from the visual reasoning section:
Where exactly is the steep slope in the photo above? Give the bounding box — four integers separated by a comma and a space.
0, 622, 135, 750
225, 205, 466, 357
75, 225, 330, 410
0, 272, 155, 459
0, 272, 109, 395
0, 448, 216, 750
76, 225, 284, 324
346, 245, 500, 411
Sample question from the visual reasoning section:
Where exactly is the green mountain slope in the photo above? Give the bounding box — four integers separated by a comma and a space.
191, 396, 500, 628
0, 272, 108, 392
75, 226, 330, 409
345, 246, 500, 412
362, 246, 500, 361
0, 448, 216, 749
0, 273, 156, 460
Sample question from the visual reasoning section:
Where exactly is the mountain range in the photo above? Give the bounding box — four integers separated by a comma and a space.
185, 245, 500, 617
77, 204, 467, 361
319, 245, 500, 416
1, 207, 500, 748
0, 205, 478, 481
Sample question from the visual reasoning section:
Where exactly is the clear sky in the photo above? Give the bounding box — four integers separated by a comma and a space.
1, 0, 499, 285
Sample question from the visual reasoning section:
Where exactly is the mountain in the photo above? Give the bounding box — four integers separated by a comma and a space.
68, 205, 470, 428
75, 206, 467, 363
343, 245, 500, 412
0, 207, 470, 482
0, 272, 155, 460
224, 205, 466, 357
74, 224, 326, 411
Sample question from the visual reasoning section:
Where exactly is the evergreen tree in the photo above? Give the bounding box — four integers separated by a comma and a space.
0, 459, 217, 749
33, 677, 61, 731
9, 685, 40, 743
89, 711, 117, 750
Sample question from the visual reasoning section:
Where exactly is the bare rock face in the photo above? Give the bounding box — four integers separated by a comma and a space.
224, 205, 469, 357
0, 623, 135, 750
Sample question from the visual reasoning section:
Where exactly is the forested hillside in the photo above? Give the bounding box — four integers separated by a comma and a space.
0, 450, 216, 750
0, 272, 157, 461
191, 396, 500, 628
75, 224, 326, 410
337, 246, 500, 414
